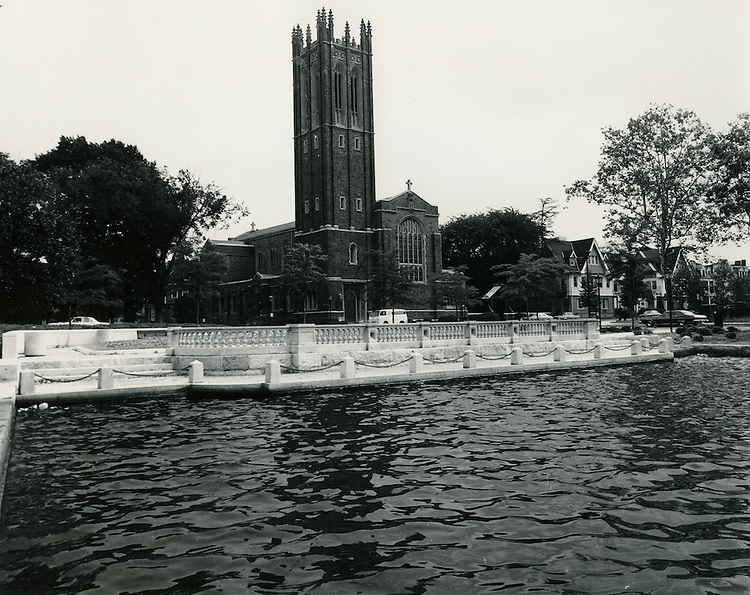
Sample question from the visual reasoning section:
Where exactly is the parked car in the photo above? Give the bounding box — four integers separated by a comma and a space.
369, 309, 408, 324
48, 316, 109, 327
522, 312, 554, 320
638, 309, 708, 327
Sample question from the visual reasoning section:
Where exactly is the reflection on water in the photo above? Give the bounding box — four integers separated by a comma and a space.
2, 356, 750, 593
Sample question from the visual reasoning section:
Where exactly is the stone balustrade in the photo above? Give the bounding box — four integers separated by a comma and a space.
167, 319, 600, 372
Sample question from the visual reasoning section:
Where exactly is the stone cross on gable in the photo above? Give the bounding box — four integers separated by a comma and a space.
406, 179, 412, 192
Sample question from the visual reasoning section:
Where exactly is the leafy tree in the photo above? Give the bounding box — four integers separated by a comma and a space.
533, 197, 559, 249
671, 263, 705, 311
366, 248, 415, 311
171, 244, 228, 323
491, 254, 568, 316
281, 243, 327, 322
712, 259, 736, 308
430, 268, 480, 320
566, 105, 717, 278
709, 113, 750, 241
607, 250, 652, 329
441, 208, 544, 293
0, 154, 78, 322
578, 273, 601, 318
34, 136, 245, 322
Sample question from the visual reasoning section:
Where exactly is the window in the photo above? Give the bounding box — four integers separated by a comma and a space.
304, 199, 310, 214
355, 197, 363, 212
588, 254, 599, 265
349, 74, 359, 113
313, 135, 319, 149
338, 135, 345, 148
305, 290, 318, 312
339, 196, 346, 210
573, 276, 578, 287
314, 196, 320, 211
354, 137, 361, 151
334, 70, 343, 110
349, 243, 358, 265
303, 139, 309, 154
398, 217, 425, 282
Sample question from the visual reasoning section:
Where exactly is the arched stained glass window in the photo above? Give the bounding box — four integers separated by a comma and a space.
398, 218, 425, 282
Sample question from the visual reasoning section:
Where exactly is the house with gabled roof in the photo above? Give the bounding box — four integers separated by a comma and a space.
542, 237, 617, 318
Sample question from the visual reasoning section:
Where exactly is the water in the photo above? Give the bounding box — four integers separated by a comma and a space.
2, 356, 750, 594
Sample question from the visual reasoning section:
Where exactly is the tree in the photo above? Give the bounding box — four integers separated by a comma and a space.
281, 243, 327, 322
712, 259, 736, 309
566, 105, 717, 278
671, 263, 705, 311
607, 249, 652, 329
578, 273, 600, 318
34, 136, 245, 322
441, 208, 545, 293
491, 254, 569, 316
533, 197, 559, 249
0, 154, 78, 322
430, 268, 480, 320
709, 113, 750, 241
171, 244, 228, 323
366, 248, 416, 311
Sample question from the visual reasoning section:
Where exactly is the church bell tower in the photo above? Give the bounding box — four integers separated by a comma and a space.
291, 9, 376, 241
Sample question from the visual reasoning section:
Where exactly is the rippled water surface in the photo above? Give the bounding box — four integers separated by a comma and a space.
2, 356, 750, 594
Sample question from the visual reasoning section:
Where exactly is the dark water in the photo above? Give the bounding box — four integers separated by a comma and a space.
2, 357, 750, 594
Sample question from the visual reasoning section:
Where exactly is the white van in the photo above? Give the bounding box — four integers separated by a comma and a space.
369, 308, 408, 324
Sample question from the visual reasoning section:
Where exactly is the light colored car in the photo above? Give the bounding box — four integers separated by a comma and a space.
369, 309, 408, 324
522, 312, 554, 320
638, 309, 708, 327
48, 316, 109, 327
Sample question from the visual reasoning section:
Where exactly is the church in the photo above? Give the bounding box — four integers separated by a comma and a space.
208, 9, 442, 325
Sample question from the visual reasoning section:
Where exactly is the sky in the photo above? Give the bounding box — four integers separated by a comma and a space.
2, 0, 750, 262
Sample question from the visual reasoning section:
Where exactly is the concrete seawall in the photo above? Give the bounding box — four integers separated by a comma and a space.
0, 327, 677, 512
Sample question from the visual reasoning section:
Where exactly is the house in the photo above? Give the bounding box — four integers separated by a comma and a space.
542, 237, 617, 317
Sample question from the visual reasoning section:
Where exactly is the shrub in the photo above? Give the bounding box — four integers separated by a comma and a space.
633, 327, 643, 335
692, 333, 704, 342
711, 326, 724, 334
727, 326, 739, 333
699, 326, 712, 336
726, 331, 738, 340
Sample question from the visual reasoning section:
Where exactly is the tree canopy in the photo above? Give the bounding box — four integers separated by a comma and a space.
32, 136, 244, 321
0, 154, 79, 322
441, 208, 544, 293
566, 104, 716, 266
491, 254, 568, 315
709, 113, 750, 242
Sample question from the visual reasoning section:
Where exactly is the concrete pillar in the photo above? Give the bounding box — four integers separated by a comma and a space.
18, 370, 35, 395
659, 338, 672, 354
189, 360, 204, 383
341, 356, 355, 378
98, 367, 113, 389
680, 336, 692, 349
1, 331, 19, 359
594, 343, 605, 359
640, 337, 650, 349
511, 347, 523, 365
25, 331, 47, 357
265, 360, 281, 385
631, 340, 642, 356
463, 349, 476, 369
553, 344, 566, 362
410, 352, 423, 374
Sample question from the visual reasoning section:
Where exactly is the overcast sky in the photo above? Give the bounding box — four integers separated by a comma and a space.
2, 1, 749, 261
